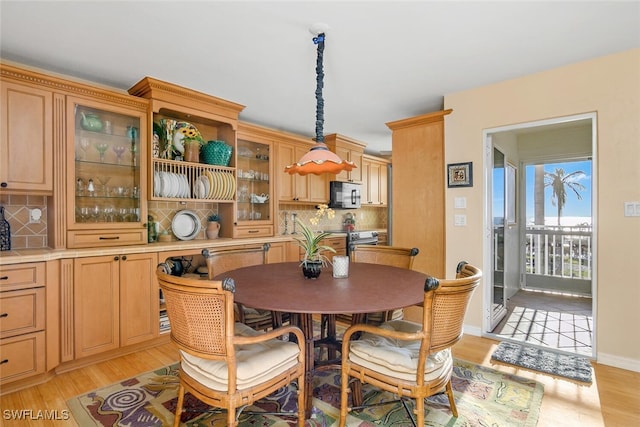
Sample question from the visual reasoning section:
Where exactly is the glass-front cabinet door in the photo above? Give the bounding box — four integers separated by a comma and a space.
66, 97, 147, 248
234, 127, 274, 238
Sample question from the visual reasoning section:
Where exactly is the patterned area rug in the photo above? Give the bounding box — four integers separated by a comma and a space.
491, 341, 593, 383
67, 359, 543, 426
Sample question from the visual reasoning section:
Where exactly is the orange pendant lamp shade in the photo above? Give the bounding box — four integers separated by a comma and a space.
284, 27, 355, 176
284, 142, 356, 176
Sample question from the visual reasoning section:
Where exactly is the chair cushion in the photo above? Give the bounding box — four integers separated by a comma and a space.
348, 320, 452, 382
180, 322, 300, 391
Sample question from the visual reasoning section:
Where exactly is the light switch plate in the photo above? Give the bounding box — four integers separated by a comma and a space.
454, 197, 467, 209
624, 201, 640, 217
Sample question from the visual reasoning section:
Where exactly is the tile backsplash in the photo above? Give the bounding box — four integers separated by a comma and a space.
277, 204, 387, 234
0, 195, 48, 250
1, 197, 387, 250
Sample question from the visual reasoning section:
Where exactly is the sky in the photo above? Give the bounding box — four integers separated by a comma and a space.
525, 160, 592, 221
493, 160, 592, 225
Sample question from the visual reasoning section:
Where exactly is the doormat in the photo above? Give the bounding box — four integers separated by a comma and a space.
491, 341, 593, 383
67, 359, 543, 426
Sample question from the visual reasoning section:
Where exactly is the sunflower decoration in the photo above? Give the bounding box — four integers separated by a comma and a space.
172, 122, 204, 156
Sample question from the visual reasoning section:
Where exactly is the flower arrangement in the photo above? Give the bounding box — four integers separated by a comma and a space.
293, 204, 336, 268
207, 213, 220, 222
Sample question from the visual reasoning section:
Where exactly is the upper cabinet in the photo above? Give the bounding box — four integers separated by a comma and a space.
234, 122, 275, 237
362, 154, 390, 206
0, 78, 53, 194
65, 96, 149, 248
324, 133, 365, 183
128, 77, 245, 237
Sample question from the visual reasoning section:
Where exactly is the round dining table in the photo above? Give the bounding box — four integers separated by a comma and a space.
214, 261, 428, 417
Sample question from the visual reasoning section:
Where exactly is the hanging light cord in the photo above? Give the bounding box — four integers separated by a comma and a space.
313, 33, 325, 144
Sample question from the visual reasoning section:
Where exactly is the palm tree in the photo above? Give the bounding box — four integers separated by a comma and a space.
544, 168, 586, 226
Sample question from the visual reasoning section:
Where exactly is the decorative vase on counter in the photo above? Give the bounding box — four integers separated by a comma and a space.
206, 221, 220, 239
183, 140, 201, 163
301, 260, 323, 279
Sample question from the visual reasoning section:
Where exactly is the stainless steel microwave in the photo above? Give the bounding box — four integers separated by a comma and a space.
328, 181, 361, 209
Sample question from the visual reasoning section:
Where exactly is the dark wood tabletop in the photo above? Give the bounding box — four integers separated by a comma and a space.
215, 261, 427, 314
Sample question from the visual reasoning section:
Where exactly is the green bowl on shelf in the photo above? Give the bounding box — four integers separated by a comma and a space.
201, 140, 232, 166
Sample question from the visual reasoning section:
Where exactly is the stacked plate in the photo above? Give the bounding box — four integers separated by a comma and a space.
153, 171, 190, 198
193, 170, 235, 200
171, 210, 201, 241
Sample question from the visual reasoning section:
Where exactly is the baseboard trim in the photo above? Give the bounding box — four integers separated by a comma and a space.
463, 324, 482, 336
596, 352, 640, 373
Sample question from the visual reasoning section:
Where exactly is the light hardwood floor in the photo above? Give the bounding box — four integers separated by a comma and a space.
1, 335, 638, 426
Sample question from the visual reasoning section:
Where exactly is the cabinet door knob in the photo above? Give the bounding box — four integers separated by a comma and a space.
0, 359, 8, 364
0, 313, 8, 318
114, 256, 119, 261
0, 182, 7, 188
121, 255, 127, 261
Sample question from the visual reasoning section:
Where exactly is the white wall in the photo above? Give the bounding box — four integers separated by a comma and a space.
444, 49, 640, 371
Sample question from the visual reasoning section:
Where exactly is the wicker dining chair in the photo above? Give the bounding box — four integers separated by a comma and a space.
338, 261, 481, 426
157, 271, 306, 427
202, 244, 286, 330
321, 245, 420, 338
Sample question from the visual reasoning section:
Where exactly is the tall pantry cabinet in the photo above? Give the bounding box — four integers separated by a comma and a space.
386, 109, 452, 278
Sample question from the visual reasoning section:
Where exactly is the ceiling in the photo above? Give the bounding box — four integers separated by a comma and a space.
1, 1, 638, 156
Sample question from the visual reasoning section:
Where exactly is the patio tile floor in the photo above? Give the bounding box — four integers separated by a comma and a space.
492, 289, 593, 357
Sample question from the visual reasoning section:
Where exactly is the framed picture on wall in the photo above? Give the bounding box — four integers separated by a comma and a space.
506, 162, 517, 224
447, 162, 473, 187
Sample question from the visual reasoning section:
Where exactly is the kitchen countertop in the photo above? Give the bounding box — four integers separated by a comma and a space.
0, 231, 358, 266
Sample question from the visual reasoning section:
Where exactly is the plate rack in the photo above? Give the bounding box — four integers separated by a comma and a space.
151, 159, 235, 201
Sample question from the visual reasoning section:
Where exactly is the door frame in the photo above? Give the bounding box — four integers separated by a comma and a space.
482, 112, 598, 358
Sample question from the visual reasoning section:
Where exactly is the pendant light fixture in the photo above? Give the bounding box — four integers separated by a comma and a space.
284, 24, 356, 176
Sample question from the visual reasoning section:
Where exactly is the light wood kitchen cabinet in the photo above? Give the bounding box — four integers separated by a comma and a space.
65, 95, 149, 248
290, 235, 346, 264
276, 139, 328, 204
73, 252, 158, 359
129, 77, 243, 238
235, 123, 275, 237
0, 263, 46, 386
0, 79, 53, 194
324, 133, 365, 183
323, 235, 347, 263
362, 154, 390, 206
386, 110, 452, 278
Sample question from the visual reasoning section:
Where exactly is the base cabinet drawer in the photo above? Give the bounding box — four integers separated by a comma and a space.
0, 262, 45, 292
67, 230, 146, 248
233, 225, 274, 238
0, 288, 45, 339
0, 331, 46, 383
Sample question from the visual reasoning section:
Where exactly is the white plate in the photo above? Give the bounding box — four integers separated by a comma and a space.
169, 173, 179, 198
153, 171, 161, 196
181, 174, 189, 198
199, 175, 210, 199
194, 178, 205, 199
171, 210, 201, 240
161, 172, 171, 197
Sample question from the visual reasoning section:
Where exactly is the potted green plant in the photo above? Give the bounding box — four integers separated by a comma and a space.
206, 214, 220, 239
293, 204, 336, 279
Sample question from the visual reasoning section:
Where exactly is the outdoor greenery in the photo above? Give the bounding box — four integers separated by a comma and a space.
544, 168, 586, 226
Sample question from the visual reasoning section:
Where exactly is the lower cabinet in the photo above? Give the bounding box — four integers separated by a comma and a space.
0, 262, 47, 385
73, 253, 157, 359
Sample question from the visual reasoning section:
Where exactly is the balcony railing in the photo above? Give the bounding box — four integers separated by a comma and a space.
525, 224, 592, 280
